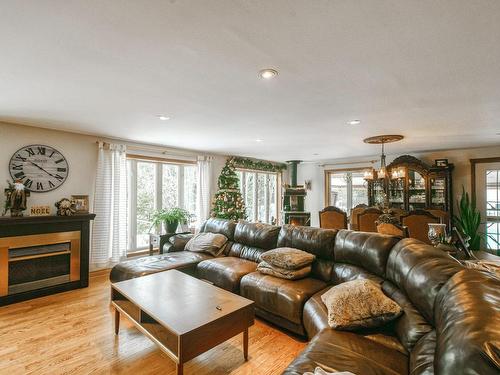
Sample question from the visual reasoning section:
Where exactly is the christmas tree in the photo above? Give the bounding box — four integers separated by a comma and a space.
212, 158, 246, 221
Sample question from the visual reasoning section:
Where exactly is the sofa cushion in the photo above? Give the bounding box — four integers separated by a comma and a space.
410, 330, 436, 375
257, 261, 312, 280
277, 225, 337, 282
320, 279, 402, 331
109, 251, 213, 283
185, 232, 228, 256
200, 217, 237, 240
227, 221, 280, 262
282, 329, 408, 375
331, 263, 384, 285
434, 269, 500, 375
240, 271, 326, 325
303, 286, 406, 354
196, 257, 257, 293
385, 238, 463, 324
167, 233, 194, 252
334, 230, 400, 278
382, 281, 432, 352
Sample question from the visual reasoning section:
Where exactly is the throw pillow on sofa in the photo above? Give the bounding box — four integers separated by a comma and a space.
257, 260, 312, 280
321, 279, 402, 331
185, 232, 228, 256
260, 247, 315, 269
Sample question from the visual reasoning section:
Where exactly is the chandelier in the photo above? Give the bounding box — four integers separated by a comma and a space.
363, 135, 404, 181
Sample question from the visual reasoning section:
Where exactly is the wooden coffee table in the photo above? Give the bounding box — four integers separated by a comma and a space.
111, 269, 254, 375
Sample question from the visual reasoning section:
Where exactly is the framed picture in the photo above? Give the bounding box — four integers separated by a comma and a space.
435, 159, 448, 167
71, 195, 89, 214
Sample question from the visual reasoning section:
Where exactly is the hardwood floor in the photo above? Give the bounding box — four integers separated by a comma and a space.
0, 270, 306, 375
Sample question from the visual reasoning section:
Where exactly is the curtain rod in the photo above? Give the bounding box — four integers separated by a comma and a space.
95, 140, 202, 159
318, 159, 377, 167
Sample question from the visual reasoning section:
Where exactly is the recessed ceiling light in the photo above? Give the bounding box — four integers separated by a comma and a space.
348, 119, 361, 125
259, 68, 279, 80
158, 115, 170, 121
255, 139, 264, 142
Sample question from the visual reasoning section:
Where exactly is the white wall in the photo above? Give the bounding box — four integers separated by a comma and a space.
298, 145, 500, 227
0, 121, 228, 216
0, 122, 98, 214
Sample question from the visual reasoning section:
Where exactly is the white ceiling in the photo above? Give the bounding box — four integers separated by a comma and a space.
1, 0, 500, 162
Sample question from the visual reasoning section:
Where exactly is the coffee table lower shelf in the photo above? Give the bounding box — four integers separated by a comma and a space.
111, 277, 254, 375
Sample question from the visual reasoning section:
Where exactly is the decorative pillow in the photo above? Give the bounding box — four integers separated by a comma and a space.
321, 279, 402, 331
260, 247, 315, 270
185, 232, 228, 256
257, 261, 312, 280
168, 234, 193, 252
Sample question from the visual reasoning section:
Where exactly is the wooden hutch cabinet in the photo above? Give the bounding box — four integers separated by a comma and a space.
368, 155, 454, 216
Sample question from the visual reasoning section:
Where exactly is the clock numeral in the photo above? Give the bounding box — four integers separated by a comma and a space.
54, 174, 64, 181
48, 181, 56, 188
55, 159, 65, 164
25, 148, 35, 157
57, 167, 67, 172
49, 150, 55, 158
36, 182, 44, 191
14, 171, 25, 179
15, 154, 27, 162
37, 146, 46, 155
11, 164, 23, 170
24, 179, 33, 189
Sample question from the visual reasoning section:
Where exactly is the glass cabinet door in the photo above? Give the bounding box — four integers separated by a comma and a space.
408, 169, 427, 210
372, 179, 386, 206
430, 176, 446, 210
388, 178, 405, 209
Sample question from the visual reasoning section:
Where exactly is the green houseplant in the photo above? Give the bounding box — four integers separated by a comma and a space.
453, 187, 481, 250
151, 207, 191, 234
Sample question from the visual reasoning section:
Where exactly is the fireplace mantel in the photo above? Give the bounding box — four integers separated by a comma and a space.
0, 214, 95, 306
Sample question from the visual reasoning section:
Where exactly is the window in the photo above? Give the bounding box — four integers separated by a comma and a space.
325, 170, 368, 213
127, 157, 197, 252
236, 170, 279, 224
486, 169, 500, 251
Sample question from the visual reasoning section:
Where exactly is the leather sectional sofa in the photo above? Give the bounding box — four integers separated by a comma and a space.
110, 218, 500, 375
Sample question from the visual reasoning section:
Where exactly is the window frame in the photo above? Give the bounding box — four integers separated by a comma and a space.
127, 154, 197, 253
324, 167, 369, 214
236, 168, 281, 224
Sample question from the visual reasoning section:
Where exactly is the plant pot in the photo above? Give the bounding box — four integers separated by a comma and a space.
165, 220, 178, 234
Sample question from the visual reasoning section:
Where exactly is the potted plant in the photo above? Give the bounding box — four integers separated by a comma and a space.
151, 207, 191, 234
453, 187, 482, 250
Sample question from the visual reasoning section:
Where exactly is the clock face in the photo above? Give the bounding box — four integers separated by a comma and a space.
9, 145, 69, 193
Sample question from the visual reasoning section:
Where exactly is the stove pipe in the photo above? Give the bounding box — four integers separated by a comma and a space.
286, 160, 301, 187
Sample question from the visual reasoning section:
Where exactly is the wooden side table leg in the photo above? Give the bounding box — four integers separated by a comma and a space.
176, 362, 183, 375
114, 308, 120, 334
243, 328, 249, 361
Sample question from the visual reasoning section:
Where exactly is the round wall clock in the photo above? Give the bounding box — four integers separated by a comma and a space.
9, 145, 69, 192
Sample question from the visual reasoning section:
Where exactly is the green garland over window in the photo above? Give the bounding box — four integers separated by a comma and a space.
231, 156, 286, 172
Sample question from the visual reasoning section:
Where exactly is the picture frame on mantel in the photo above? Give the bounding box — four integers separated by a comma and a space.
71, 195, 89, 214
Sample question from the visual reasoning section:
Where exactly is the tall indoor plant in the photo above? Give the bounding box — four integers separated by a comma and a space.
453, 187, 481, 250
151, 207, 191, 234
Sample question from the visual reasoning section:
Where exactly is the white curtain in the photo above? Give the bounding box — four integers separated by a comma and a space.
91, 142, 128, 268
196, 155, 213, 229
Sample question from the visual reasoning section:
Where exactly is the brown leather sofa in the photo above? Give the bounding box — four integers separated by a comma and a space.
109, 218, 500, 374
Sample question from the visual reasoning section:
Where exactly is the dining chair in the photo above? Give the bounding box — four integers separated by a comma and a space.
401, 210, 440, 244
357, 207, 383, 233
319, 206, 348, 230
